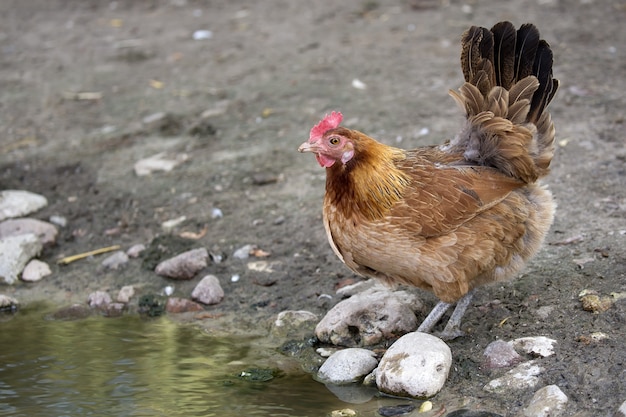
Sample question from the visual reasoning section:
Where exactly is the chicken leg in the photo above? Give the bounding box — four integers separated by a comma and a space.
417, 290, 475, 340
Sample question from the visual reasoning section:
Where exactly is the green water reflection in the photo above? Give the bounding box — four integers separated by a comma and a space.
0, 307, 345, 417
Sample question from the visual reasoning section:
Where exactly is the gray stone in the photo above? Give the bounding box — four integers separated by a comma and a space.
271, 310, 318, 338
522, 385, 568, 417
483, 340, 523, 370
483, 360, 544, 393
21, 259, 52, 282
317, 348, 378, 384
315, 287, 420, 347
0, 234, 43, 284
0, 218, 58, 245
126, 243, 146, 258
87, 291, 112, 309
0, 190, 47, 221
376, 332, 451, 398
0, 294, 19, 311
191, 274, 224, 305
155, 247, 208, 279
101, 250, 129, 270
117, 285, 135, 303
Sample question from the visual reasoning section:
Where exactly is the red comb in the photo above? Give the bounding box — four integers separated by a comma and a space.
309, 111, 343, 142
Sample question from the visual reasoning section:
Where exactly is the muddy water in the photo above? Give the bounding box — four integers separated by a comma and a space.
0, 307, 347, 417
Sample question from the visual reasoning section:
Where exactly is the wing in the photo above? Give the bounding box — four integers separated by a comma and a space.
390, 148, 525, 238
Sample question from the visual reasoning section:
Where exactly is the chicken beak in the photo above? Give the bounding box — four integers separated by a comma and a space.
298, 141, 320, 153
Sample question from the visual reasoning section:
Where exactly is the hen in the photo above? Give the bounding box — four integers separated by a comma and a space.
298, 21, 559, 340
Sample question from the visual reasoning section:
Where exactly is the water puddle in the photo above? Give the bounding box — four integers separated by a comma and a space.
0, 306, 353, 417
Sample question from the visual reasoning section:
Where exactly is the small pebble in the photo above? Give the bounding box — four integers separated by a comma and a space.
511, 336, 557, 357
20, 259, 51, 282
117, 285, 135, 303
126, 243, 146, 258
49, 215, 68, 227
230, 274, 240, 283
163, 285, 175, 296
87, 291, 112, 309
211, 207, 223, 219
155, 248, 208, 279
233, 244, 254, 260
191, 275, 224, 305
101, 251, 129, 270
192, 29, 213, 40
166, 297, 205, 313
483, 340, 523, 370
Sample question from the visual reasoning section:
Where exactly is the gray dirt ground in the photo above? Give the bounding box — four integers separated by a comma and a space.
1, 0, 625, 416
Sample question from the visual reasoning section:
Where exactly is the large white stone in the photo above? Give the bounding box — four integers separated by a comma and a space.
0, 234, 43, 284
317, 348, 378, 385
316, 287, 421, 347
376, 332, 451, 398
0, 190, 48, 221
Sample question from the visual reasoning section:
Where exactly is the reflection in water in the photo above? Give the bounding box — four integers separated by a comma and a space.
0, 306, 344, 417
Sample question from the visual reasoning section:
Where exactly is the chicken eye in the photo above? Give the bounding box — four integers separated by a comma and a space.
329, 136, 340, 146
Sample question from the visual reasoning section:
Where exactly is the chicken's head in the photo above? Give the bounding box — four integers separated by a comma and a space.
298, 111, 355, 168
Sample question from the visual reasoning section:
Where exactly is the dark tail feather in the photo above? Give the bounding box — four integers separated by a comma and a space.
448, 22, 559, 183
491, 21, 516, 89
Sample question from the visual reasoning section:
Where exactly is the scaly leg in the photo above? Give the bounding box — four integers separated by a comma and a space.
416, 300, 452, 333
416, 290, 476, 340
438, 290, 475, 340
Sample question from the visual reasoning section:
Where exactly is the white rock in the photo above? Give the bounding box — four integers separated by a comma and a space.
155, 248, 208, 279
483, 360, 544, 393
191, 275, 224, 305
0, 234, 43, 284
21, 259, 52, 282
101, 251, 129, 270
274, 310, 318, 328
522, 385, 568, 417
511, 336, 557, 357
0, 190, 48, 221
315, 287, 421, 347
0, 218, 58, 245
233, 244, 254, 259
617, 400, 626, 417
376, 332, 451, 398
88, 291, 112, 309
134, 152, 189, 176
117, 285, 136, 303
317, 348, 378, 384
0, 294, 19, 311
49, 215, 68, 227
192, 29, 213, 40
271, 310, 318, 338
126, 244, 146, 258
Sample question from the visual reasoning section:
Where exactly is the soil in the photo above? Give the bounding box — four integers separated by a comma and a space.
1, 0, 625, 416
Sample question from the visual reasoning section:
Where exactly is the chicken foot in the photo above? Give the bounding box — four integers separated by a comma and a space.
416, 290, 475, 340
